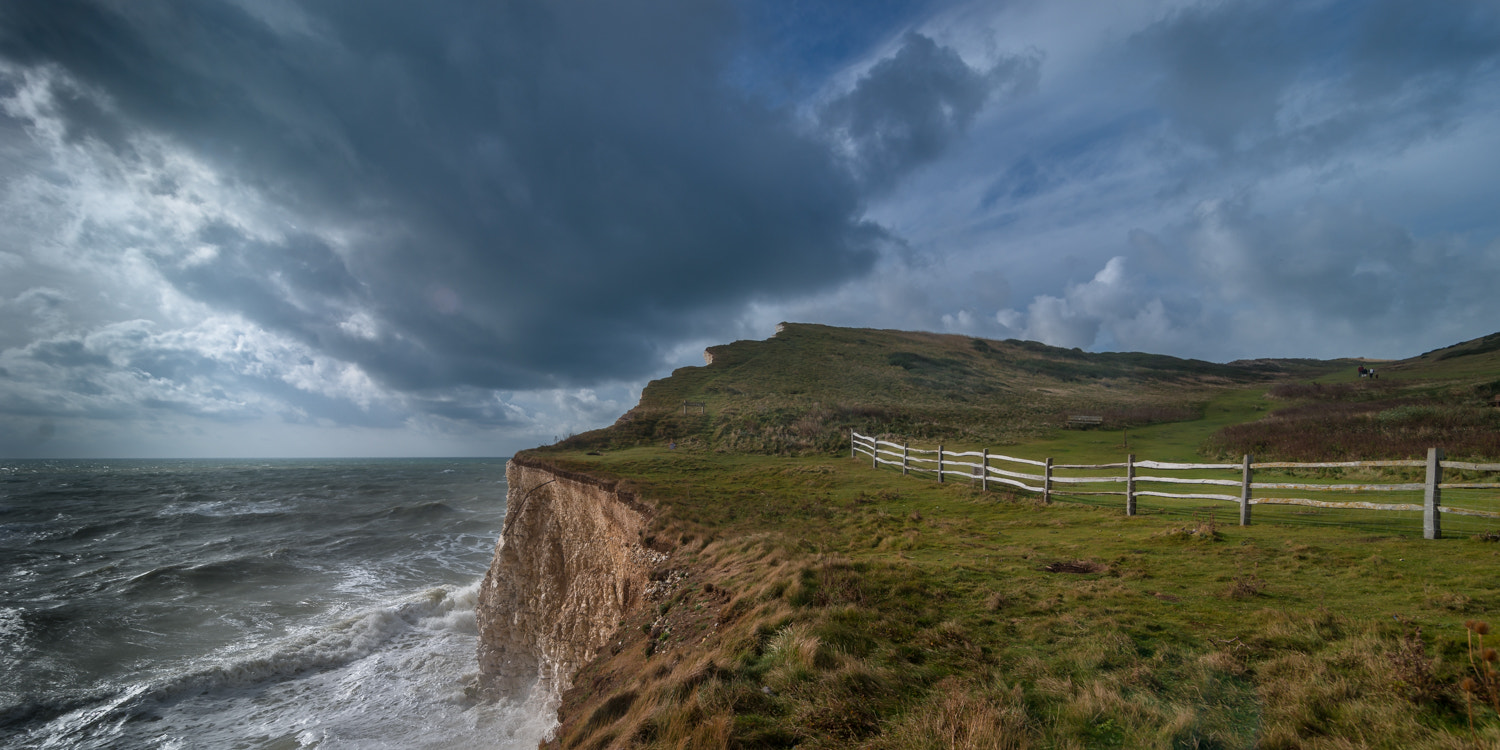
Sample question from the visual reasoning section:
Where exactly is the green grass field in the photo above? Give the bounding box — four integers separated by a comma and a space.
535, 325, 1500, 749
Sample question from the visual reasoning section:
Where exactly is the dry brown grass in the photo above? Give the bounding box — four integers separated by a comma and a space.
872, 678, 1032, 750
1224, 562, 1266, 600
538, 455, 1500, 749
1389, 626, 1444, 705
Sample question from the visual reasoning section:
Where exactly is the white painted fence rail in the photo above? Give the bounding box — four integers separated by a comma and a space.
849, 431, 1500, 539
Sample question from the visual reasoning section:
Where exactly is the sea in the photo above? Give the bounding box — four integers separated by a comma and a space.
0, 458, 557, 749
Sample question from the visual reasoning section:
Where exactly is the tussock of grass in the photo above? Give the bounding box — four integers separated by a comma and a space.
872, 677, 1031, 750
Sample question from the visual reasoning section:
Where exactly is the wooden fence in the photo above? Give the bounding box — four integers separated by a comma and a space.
849, 431, 1500, 539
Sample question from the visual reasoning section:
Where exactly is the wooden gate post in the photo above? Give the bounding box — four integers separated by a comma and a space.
1043, 458, 1053, 503
981, 449, 989, 492
1239, 454, 1253, 526
872, 435, 878, 469
1126, 454, 1137, 516
937, 444, 945, 483
850, 431, 855, 460
902, 443, 909, 476
1424, 447, 1443, 540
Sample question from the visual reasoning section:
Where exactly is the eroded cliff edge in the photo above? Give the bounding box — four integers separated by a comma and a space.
476, 455, 659, 706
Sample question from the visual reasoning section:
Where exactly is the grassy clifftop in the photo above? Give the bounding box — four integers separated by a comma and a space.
530, 325, 1500, 749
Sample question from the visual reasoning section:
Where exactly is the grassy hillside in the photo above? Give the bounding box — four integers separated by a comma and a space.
556, 323, 1343, 455
1208, 333, 1500, 462
529, 325, 1500, 749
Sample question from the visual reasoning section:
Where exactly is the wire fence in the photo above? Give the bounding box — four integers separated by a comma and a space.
850, 431, 1500, 539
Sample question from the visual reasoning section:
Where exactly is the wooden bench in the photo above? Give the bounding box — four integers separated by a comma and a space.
1066, 415, 1103, 429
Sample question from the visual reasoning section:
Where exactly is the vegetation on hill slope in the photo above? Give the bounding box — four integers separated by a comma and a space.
529, 324, 1500, 749
555, 323, 1343, 456
1206, 335, 1500, 462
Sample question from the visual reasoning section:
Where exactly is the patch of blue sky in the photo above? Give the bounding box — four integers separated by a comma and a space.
723, 0, 946, 105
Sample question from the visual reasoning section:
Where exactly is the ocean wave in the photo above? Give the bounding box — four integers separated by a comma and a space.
0, 688, 124, 733
153, 498, 290, 519
2, 459, 516, 749
151, 582, 479, 692
10, 582, 484, 747
381, 501, 460, 520
64, 521, 129, 542
119, 557, 303, 595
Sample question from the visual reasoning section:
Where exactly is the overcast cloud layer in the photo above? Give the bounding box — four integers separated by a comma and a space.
1, 0, 1497, 457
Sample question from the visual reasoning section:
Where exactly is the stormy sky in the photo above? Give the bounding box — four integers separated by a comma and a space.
1, 0, 1497, 458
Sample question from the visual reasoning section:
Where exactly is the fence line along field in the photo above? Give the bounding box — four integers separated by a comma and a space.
531, 325, 1500, 748
851, 431, 1500, 539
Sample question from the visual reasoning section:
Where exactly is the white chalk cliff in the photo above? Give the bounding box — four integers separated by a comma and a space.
475, 457, 658, 705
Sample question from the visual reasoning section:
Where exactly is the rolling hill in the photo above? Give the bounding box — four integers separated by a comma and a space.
557, 322, 1349, 455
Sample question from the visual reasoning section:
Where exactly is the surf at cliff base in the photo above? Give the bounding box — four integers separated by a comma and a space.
0, 458, 557, 749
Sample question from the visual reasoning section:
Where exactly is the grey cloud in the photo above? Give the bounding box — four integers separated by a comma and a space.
0, 0, 934, 396
0, 322, 400, 428
927, 0, 1500, 364
980, 156, 1051, 209
7, 288, 71, 337
167, 224, 375, 366
822, 32, 1040, 191
1349, 1, 1500, 100
1172, 199, 1454, 325
1029, 198, 1500, 360
1138, 0, 1500, 167
989, 190, 1495, 361
402, 388, 527, 428
29, 338, 110, 368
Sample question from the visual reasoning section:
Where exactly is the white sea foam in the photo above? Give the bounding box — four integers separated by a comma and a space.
0, 606, 24, 643
18, 581, 555, 749
3, 458, 531, 750
155, 498, 289, 517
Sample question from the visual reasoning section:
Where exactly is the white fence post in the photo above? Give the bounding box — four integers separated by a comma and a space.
872, 436, 878, 470
981, 449, 989, 492
902, 443, 909, 475
1126, 454, 1136, 516
850, 431, 855, 460
1424, 447, 1443, 540
1044, 458, 1053, 503
1239, 454, 1253, 526
937, 444, 945, 483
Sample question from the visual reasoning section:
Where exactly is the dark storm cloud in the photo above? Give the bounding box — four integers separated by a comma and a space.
0, 0, 1005, 398
171, 222, 365, 335
822, 32, 1039, 191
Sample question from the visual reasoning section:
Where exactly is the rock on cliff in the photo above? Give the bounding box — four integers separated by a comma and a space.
476, 457, 659, 703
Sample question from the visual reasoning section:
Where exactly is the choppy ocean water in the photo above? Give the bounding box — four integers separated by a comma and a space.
0, 458, 554, 749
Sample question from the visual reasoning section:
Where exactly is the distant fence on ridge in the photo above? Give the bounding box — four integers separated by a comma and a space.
849, 431, 1500, 540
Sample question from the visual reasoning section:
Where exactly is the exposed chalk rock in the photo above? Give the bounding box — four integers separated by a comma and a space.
475, 457, 655, 705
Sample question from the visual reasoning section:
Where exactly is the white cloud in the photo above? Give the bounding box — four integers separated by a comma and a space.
996, 256, 1139, 350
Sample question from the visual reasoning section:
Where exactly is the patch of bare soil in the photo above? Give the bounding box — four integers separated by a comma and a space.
1043, 559, 1108, 574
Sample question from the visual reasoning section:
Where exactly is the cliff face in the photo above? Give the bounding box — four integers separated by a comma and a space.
476, 457, 658, 701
